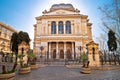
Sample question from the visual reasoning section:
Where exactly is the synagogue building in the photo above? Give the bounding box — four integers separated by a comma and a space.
33, 3, 93, 60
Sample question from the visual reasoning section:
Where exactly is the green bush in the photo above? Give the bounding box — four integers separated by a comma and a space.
27, 53, 37, 65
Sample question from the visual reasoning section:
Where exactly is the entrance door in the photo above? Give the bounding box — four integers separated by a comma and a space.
53, 49, 56, 59
66, 49, 72, 59
60, 49, 64, 59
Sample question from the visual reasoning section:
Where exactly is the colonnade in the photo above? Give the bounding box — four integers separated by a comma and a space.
48, 42, 75, 59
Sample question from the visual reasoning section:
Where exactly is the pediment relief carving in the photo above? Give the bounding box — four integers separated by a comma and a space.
43, 9, 79, 15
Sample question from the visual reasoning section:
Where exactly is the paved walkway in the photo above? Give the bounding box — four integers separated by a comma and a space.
16, 66, 120, 80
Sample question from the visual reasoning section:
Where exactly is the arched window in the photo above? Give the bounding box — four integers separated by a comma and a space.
66, 21, 71, 34
58, 21, 64, 34
51, 21, 56, 34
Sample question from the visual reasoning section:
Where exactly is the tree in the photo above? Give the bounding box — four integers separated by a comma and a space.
99, 0, 120, 52
81, 52, 88, 67
11, 32, 18, 53
10, 32, 19, 72
107, 30, 117, 65
10, 31, 30, 72
18, 31, 30, 45
99, 0, 120, 65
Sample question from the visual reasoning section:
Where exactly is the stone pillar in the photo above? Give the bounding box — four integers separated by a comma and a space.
85, 24, 87, 34
95, 48, 100, 67
88, 51, 94, 66
72, 42, 74, 59
49, 42, 51, 59
87, 41, 100, 67
71, 24, 73, 34
64, 42, 66, 59
56, 22, 58, 34
49, 25, 51, 34
56, 42, 59, 59
0, 55, 2, 62
64, 22, 66, 34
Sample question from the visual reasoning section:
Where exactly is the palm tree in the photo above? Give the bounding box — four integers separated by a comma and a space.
81, 52, 87, 67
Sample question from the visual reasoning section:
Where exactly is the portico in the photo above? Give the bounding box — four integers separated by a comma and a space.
48, 42, 75, 59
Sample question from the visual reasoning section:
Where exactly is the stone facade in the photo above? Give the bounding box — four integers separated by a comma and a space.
0, 22, 16, 53
86, 41, 100, 67
18, 41, 30, 64
33, 3, 93, 60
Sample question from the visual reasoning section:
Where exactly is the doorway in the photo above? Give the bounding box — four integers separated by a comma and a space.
66, 49, 72, 59
60, 49, 64, 59
53, 49, 56, 59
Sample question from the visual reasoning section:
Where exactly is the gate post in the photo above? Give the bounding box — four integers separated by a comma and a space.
86, 41, 100, 67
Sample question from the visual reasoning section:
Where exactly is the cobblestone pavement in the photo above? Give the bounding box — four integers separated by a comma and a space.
16, 66, 120, 80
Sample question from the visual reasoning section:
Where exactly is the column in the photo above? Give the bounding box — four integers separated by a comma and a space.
49, 42, 51, 59
79, 23, 81, 35
72, 42, 74, 59
56, 22, 58, 34
49, 24, 51, 34
85, 23, 87, 34
56, 42, 59, 59
64, 42, 66, 59
71, 24, 74, 34
64, 22, 66, 34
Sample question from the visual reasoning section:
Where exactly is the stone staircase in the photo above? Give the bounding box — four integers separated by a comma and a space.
49, 61, 65, 66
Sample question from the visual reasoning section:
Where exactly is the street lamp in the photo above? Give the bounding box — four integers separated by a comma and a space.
78, 46, 82, 63
40, 46, 44, 58
78, 46, 82, 54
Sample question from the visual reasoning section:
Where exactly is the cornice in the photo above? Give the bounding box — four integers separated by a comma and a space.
87, 23, 92, 26
0, 22, 17, 32
36, 14, 88, 20
33, 24, 37, 27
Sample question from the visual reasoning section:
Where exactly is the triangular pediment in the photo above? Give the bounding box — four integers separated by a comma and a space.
43, 9, 79, 15
86, 41, 98, 46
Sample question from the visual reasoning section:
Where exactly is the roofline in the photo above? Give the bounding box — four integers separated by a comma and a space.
0, 22, 17, 32
36, 14, 88, 20
33, 24, 37, 27
86, 41, 99, 46
87, 23, 92, 26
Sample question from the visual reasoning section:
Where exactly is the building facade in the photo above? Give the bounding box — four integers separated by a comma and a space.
33, 3, 93, 60
0, 22, 16, 53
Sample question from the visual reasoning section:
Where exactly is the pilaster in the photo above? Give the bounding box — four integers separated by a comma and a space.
49, 42, 51, 59
64, 42, 66, 59
56, 42, 59, 59
72, 42, 74, 59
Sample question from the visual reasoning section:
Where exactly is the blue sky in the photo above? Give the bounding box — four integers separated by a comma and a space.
0, 0, 112, 49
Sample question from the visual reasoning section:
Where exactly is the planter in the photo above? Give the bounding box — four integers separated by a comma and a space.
0, 72, 16, 80
80, 67, 91, 74
19, 67, 31, 74
30, 64, 38, 70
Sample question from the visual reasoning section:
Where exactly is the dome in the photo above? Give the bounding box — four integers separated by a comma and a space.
50, 3, 75, 11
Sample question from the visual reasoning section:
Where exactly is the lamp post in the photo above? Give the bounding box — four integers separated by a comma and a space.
78, 46, 82, 63
78, 46, 82, 56
40, 46, 44, 58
